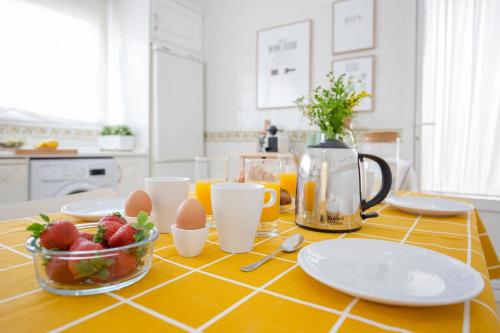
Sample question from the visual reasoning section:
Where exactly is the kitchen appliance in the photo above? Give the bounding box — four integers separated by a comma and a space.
151, 43, 204, 179
295, 139, 392, 232
29, 158, 117, 200
260, 125, 290, 153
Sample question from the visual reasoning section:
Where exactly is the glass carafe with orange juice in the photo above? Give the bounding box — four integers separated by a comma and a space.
194, 157, 227, 227
245, 158, 281, 237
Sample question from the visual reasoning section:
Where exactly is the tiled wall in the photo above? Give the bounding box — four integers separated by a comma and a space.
203, 0, 417, 160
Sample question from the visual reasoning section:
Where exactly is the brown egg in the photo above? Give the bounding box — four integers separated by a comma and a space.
125, 190, 152, 217
176, 198, 206, 230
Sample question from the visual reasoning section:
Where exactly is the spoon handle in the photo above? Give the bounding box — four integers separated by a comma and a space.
240, 248, 282, 272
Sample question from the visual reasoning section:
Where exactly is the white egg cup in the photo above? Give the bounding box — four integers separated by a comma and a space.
171, 225, 208, 258
124, 214, 155, 224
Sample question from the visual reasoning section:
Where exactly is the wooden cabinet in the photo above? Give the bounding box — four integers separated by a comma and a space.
0, 159, 28, 203
115, 156, 148, 196
151, 0, 203, 55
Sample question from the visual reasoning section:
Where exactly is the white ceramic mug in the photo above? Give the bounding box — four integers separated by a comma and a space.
211, 183, 277, 253
145, 177, 190, 233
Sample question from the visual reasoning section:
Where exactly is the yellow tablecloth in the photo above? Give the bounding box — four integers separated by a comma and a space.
0, 196, 499, 332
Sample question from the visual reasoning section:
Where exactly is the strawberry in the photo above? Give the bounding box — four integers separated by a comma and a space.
27, 214, 79, 250
45, 258, 84, 284
79, 232, 94, 241
93, 212, 127, 245
67, 238, 111, 279
90, 252, 137, 282
99, 212, 127, 226
108, 212, 154, 247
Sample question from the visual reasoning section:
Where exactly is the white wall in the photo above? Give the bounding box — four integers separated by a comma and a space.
203, 0, 417, 160
107, 0, 150, 152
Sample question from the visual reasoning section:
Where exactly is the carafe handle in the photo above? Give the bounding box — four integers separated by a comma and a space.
358, 153, 392, 218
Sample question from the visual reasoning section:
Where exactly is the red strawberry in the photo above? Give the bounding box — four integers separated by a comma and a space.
67, 238, 110, 279
90, 252, 137, 282
45, 258, 84, 284
93, 212, 127, 244
27, 214, 79, 250
79, 232, 94, 241
99, 212, 126, 226
108, 212, 154, 247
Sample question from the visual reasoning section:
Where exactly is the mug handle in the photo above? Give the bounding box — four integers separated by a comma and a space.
263, 188, 277, 208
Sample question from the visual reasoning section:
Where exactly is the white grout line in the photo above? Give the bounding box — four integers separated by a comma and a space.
462, 211, 473, 333
462, 301, 471, 333
153, 244, 176, 252
248, 251, 297, 263
108, 293, 197, 332
261, 289, 411, 333
0, 261, 31, 272
0, 242, 31, 259
0, 288, 42, 304
329, 298, 359, 333
400, 216, 421, 244
471, 299, 499, 319
197, 264, 299, 331
48, 302, 124, 333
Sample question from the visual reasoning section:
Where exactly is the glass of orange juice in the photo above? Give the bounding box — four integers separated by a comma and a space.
279, 154, 298, 202
245, 158, 280, 237
195, 157, 227, 228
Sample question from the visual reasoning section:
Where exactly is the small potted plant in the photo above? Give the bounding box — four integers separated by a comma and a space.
98, 125, 135, 151
296, 72, 370, 143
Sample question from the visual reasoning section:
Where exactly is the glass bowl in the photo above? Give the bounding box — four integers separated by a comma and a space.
26, 222, 159, 296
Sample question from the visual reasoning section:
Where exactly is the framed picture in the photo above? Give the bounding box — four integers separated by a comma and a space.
332, 0, 375, 54
332, 56, 374, 111
257, 20, 311, 109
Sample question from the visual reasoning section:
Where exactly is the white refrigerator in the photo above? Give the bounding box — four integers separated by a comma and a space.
151, 45, 204, 179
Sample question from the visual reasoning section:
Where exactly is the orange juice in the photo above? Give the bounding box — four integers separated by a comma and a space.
194, 179, 223, 216
260, 182, 280, 222
304, 180, 316, 213
280, 172, 297, 198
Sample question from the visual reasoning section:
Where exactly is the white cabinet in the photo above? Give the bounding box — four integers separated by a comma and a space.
115, 156, 148, 196
0, 159, 28, 203
151, 0, 203, 55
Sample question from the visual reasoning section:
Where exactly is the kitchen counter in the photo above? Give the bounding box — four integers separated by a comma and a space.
0, 149, 148, 159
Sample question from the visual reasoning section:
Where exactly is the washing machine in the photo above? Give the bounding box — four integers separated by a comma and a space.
29, 158, 117, 200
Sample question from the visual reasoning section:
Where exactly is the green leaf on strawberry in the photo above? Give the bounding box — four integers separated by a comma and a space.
112, 211, 122, 217
39, 213, 50, 223
132, 211, 154, 242
94, 225, 105, 243
26, 214, 51, 238
73, 258, 113, 279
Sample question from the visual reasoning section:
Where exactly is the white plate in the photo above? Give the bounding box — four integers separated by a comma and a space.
61, 198, 125, 221
298, 239, 483, 306
385, 195, 473, 217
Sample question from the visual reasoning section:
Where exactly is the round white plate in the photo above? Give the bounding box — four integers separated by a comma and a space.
385, 195, 473, 217
298, 239, 483, 306
61, 198, 125, 221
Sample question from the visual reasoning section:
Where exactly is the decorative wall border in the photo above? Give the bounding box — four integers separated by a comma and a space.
0, 123, 100, 140
205, 129, 403, 143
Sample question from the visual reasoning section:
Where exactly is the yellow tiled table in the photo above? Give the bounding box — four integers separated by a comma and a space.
0, 197, 499, 332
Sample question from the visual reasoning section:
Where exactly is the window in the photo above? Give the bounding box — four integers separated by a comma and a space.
420, 0, 500, 197
0, 0, 107, 125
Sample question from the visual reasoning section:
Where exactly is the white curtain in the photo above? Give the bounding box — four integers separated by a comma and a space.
421, 0, 500, 197
0, 0, 107, 125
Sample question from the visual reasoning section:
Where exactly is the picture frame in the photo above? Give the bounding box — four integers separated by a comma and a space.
332, 0, 375, 54
257, 20, 311, 109
332, 56, 374, 111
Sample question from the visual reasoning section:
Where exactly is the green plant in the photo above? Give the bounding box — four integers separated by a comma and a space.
100, 125, 133, 136
296, 72, 370, 140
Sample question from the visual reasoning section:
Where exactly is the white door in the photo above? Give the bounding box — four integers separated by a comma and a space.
152, 49, 204, 165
